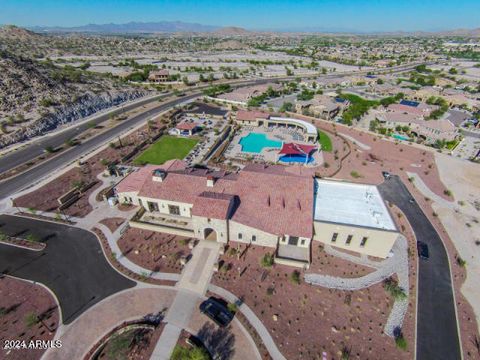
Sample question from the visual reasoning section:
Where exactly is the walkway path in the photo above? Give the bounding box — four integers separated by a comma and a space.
339, 132, 371, 150
406, 171, 455, 210
151, 241, 221, 360
43, 286, 176, 360
305, 236, 410, 337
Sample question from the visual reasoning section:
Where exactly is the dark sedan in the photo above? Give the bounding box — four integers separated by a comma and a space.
199, 297, 234, 327
417, 241, 430, 260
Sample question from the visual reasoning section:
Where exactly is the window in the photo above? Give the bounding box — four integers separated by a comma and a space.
252, 235, 256, 242
300, 239, 306, 245
238, 233, 243, 240
168, 205, 180, 215
147, 201, 159, 212
331, 233, 338, 243
138, 199, 143, 207
346, 235, 353, 245
360, 237, 368, 247
288, 236, 299, 246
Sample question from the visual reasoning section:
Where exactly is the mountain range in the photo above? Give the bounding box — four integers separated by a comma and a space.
19, 21, 480, 37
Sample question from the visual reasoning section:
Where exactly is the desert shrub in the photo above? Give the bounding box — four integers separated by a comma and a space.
260, 253, 274, 268
395, 334, 408, 350
384, 278, 407, 300
290, 270, 301, 285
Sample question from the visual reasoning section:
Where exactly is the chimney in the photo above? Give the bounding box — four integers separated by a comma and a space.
207, 175, 215, 187
152, 169, 167, 182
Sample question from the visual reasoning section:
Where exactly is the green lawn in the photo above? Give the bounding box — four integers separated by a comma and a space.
133, 135, 199, 165
318, 130, 332, 152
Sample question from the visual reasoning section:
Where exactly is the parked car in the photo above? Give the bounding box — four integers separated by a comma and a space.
382, 171, 391, 180
199, 297, 234, 327
417, 241, 429, 260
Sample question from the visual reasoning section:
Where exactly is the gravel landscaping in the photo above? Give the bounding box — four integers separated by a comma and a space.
0, 277, 59, 360
212, 242, 413, 360
117, 227, 193, 274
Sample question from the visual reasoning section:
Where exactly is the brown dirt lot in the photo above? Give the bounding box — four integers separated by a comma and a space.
117, 227, 193, 274
212, 242, 413, 360
0, 276, 59, 360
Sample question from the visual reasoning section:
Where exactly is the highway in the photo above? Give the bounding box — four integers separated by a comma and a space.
0, 62, 428, 200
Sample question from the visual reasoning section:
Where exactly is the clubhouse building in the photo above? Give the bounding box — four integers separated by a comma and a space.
116, 160, 398, 267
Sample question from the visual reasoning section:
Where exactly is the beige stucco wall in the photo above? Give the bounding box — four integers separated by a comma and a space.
129, 220, 195, 237
119, 191, 140, 206
228, 221, 278, 248
138, 196, 193, 217
279, 235, 311, 248
192, 216, 228, 244
313, 221, 398, 258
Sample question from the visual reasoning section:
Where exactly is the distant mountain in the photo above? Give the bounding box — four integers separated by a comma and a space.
29, 21, 220, 34
213, 26, 250, 36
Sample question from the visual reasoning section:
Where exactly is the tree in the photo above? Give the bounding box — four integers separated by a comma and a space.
171, 345, 209, 360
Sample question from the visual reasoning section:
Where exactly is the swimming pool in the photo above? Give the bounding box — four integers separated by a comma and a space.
392, 133, 410, 141
279, 155, 314, 164
239, 132, 282, 153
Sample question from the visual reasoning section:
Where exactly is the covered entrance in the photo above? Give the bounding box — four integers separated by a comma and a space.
203, 228, 217, 241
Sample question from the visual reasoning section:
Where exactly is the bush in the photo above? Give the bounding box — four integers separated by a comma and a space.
395, 334, 408, 350
290, 270, 301, 285
384, 278, 407, 300
260, 253, 274, 268
25, 312, 39, 327
457, 257, 466, 267
26, 234, 39, 242
227, 302, 238, 314
350, 170, 362, 179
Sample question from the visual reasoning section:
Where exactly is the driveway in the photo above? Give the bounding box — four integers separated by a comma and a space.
378, 176, 461, 360
0, 215, 135, 324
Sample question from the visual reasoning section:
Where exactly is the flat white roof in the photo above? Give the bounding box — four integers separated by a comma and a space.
268, 117, 318, 136
314, 179, 396, 231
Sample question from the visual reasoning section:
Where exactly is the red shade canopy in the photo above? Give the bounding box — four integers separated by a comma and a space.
278, 143, 317, 156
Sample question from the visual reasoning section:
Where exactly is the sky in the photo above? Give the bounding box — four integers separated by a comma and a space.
1, 0, 480, 32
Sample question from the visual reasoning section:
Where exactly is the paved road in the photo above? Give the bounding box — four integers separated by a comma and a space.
0, 93, 173, 174
378, 176, 461, 360
0, 215, 135, 324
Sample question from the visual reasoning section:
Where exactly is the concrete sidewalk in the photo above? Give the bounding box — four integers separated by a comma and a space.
150, 240, 220, 359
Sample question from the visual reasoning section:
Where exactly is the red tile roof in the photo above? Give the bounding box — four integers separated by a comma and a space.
118, 163, 313, 238
115, 159, 186, 194
191, 192, 236, 219
176, 121, 197, 131
236, 110, 270, 122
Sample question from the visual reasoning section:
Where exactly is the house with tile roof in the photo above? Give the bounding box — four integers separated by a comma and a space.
115, 160, 399, 267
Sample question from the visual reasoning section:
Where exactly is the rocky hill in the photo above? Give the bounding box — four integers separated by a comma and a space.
0, 26, 150, 148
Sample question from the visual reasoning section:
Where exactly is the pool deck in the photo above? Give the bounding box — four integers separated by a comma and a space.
225, 126, 324, 166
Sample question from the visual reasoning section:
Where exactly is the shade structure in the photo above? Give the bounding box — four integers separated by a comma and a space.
278, 142, 317, 156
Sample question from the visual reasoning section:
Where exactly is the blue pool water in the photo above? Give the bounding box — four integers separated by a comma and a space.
239, 132, 282, 153
279, 155, 314, 164
392, 133, 410, 141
